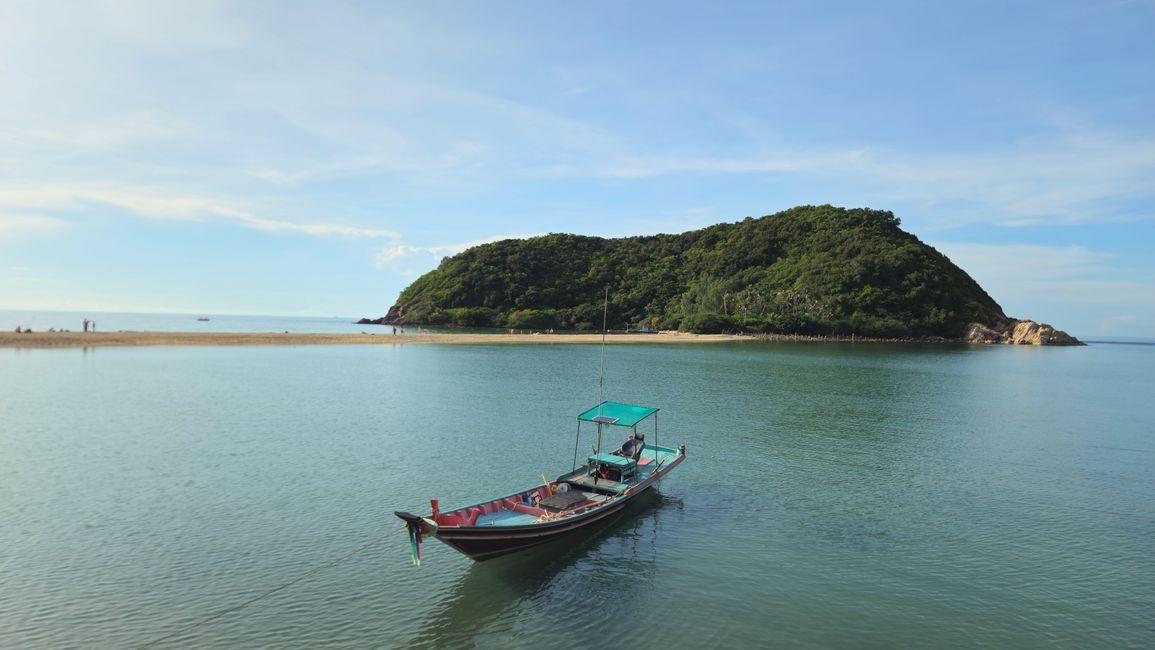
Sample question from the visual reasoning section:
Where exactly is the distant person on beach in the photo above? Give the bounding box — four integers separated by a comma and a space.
400, 328, 404, 334
392, 326, 397, 335
92, 321, 96, 332
14, 326, 20, 333
83, 319, 89, 332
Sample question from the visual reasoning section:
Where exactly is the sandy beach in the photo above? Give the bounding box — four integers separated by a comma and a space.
0, 330, 748, 348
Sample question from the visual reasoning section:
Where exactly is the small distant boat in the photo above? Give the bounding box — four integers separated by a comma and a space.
196, 317, 210, 321
395, 401, 685, 562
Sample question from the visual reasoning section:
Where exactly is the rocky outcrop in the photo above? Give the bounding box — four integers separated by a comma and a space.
962, 322, 1002, 343
358, 305, 403, 325
357, 304, 406, 325
963, 320, 1084, 346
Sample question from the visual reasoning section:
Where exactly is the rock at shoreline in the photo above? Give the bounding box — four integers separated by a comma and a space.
963, 320, 1083, 346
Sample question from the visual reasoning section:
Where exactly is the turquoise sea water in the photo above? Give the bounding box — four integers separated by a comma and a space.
2, 339, 1153, 648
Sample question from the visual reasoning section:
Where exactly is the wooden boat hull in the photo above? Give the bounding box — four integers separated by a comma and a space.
436, 452, 683, 561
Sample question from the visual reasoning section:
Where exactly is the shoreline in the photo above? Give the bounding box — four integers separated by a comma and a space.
0, 330, 750, 348
0, 330, 944, 349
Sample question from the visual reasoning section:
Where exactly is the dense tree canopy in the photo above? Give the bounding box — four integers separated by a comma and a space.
381, 205, 1008, 337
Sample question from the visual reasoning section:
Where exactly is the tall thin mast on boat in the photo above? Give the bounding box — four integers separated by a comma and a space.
595, 288, 608, 460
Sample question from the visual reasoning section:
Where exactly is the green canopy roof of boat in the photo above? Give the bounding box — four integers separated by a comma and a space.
577, 401, 658, 427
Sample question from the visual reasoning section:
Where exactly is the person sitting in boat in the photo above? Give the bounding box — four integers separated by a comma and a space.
616, 433, 644, 460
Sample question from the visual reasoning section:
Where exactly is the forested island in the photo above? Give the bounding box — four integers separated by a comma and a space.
367, 205, 1079, 343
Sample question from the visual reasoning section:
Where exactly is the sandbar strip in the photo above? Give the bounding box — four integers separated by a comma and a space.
0, 331, 747, 348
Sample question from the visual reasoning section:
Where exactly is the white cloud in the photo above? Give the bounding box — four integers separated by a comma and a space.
858, 129, 1155, 227
0, 185, 398, 239
373, 233, 544, 267
931, 241, 1155, 334
1095, 314, 1138, 336
0, 213, 68, 237
0, 1, 251, 55
1, 0, 1151, 238
597, 150, 868, 179
374, 245, 419, 265
221, 208, 398, 238
581, 124, 1155, 229
931, 243, 1117, 282
0, 111, 194, 150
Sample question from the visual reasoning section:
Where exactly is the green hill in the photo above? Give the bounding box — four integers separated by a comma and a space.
378, 205, 1008, 337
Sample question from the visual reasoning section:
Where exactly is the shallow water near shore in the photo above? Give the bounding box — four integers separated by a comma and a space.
0, 309, 373, 334
2, 341, 1153, 648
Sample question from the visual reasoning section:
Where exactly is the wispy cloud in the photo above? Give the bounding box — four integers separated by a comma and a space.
374, 245, 426, 265
373, 233, 544, 267
0, 185, 398, 239
582, 123, 1155, 229
8, 2, 1146, 234
854, 127, 1155, 227
597, 150, 868, 179
931, 242, 1117, 281
0, 111, 194, 150
0, 213, 69, 238
931, 241, 1154, 332
220, 207, 398, 238
1095, 314, 1138, 336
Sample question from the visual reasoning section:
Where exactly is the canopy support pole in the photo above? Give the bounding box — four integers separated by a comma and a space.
594, 421, 604, 485
572, 421, 581, 472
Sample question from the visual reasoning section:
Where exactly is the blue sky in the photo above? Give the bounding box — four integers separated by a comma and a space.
1, 0, 1153, 337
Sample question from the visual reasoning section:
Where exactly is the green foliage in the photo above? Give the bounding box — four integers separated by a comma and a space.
384, 206, 1007, 338
507, 308, 559, 330
442, 307, 497, 327
682, 312, 739, 334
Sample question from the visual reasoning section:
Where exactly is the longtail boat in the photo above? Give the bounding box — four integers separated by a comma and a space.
395, 400, 685, 562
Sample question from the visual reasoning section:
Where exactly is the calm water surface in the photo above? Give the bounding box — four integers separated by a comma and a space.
0, 309, 378, 334
1, 341, 1152, 648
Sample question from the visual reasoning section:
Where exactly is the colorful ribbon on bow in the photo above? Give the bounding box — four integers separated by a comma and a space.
405, 519, 424, 566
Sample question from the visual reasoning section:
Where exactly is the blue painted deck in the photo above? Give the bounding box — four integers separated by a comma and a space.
475, 509, 540, 526
590, 452, 634, 468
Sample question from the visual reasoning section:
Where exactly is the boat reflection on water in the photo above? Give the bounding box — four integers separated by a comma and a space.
404, 490, 677, 648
